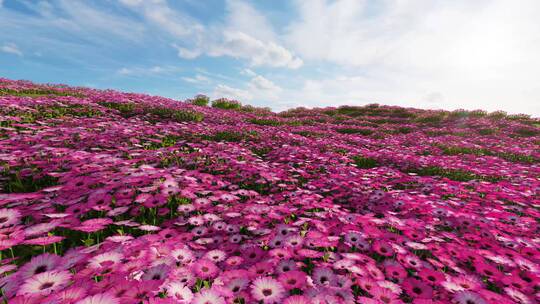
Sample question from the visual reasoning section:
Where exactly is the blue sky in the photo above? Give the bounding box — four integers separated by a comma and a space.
1, 0, 539, 115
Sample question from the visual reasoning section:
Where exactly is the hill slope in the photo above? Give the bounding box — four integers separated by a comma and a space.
1, 78, 539, 303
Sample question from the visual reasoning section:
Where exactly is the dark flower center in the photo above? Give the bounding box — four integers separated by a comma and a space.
262, 289, 272, 296
35, 265, 48, 274
412, 287, 422, 294
40, 282, 54, 290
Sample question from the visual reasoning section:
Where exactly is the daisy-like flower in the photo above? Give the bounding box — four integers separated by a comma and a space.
229, 234, 243, 243
384, 263, 407, 281
312, 267, 337, 286
0, 208, 21, 228
224, 256, 244, 267
106, 235, 134, 243
24, 235, 65, 246
418, 268, 445, 285
188, 215, 206, 226
24, 222, 59, 237
142, 264, 170, 281
283, 295, 313, 304
377, 281, 402, 295
50, 286, 87, 303
88, 252, 123, 269
278, 270, 307, 290
276, 260, 298, 273
285, 235, 304, 248
177, 204, 195, 213
191, 289, 226, 304
373, 241, 394, 257
139, 224, 161, 232
504, 287, 532, 304
18, 253, 62, 279
170, 267, 196, 287
171, 248, 195, 265
212, 221, 227, 231
205, 249, 227, 263
192, 259, 219, 279
227, 277, 250, 293
402, 278, 433, 299
164, 281, 193, 303
251, 277, 286, 304
453, 291, 487, 304
17, 270, 71, 296
75, 293, 120, 304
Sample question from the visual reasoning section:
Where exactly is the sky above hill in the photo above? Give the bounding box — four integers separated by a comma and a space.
1, 0, 539, 115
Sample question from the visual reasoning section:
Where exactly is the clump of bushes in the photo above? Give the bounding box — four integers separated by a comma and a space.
99, 101, 204, 122
240, 105, 272, 114
512, 126, 539, 137
415, 114, 445, 124
188, 94, 210, 106
336, 128, 373, 136
145, 106, 204, 123
98, 101, 137, 117
202, 130, 258, 142
249, 118, 283, 126
407, 166, 500, 182
352, 155, 379, 168
212, 98, 242, 110
1, 167, 59, 193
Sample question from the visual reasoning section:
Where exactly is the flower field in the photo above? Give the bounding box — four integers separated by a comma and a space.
0, 78, 539, 304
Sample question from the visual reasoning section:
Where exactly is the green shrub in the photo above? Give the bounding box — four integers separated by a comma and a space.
211, 98, 242, 110
336, 128, 373, 135
415, 114, 445, 124
251, 146, 272, 158
352, 155, 379, 168
145, 106, 204, 122
396, 127, 412, 134
408, 166, 500, 182
477, 128, 496, 135
487, 111, 507, 120
98, 101, 137, 117
203, 131, 258, 142
189, 94, 210, 106
513, 127, 539, 137
249, 118, 282, 126
1, 169, 59, 193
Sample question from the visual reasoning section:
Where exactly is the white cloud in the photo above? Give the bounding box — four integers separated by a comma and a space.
224, 0, 277, 42
284, 0, 540, 115
207, 31, 302, 68
241, 68, 256, 76
1, 43, 23, 56
118, 0, 204, 38
117, 65, 177, 76
211, 72, 283, 106
119, 0, 302, 69
213, 84, 252, 101
249, 75, 282, 92
182, 74, 210, 84
172, 44, 201, 59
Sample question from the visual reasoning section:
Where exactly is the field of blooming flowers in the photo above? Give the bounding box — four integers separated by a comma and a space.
0, 78, 539, 304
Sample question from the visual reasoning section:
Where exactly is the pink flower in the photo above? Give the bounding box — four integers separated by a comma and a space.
75, 293, 120, 304
251, 277, 286, 303
17, 270, 71, 296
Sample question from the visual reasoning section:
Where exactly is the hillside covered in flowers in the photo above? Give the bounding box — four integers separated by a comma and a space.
0, 78, 539, 304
